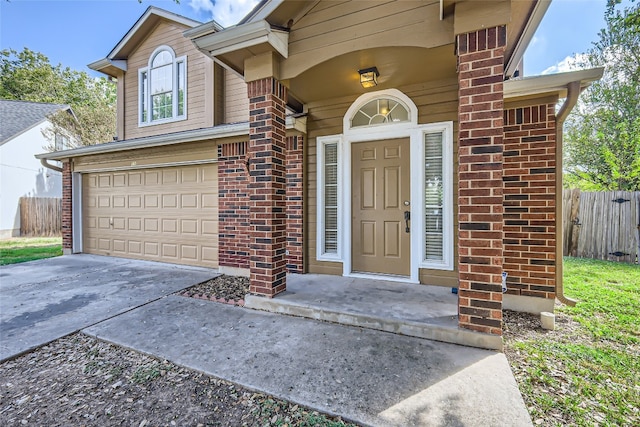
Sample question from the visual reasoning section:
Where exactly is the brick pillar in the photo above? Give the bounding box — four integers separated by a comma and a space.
456, 26, 506, 335
61, 161, 73, 253
286, 135, 304, 273
503, 104, 557, 299
247, 78, 288, 297
218, 141, 250, 269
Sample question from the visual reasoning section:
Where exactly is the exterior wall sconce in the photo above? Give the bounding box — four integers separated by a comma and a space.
358, 67, 379, 88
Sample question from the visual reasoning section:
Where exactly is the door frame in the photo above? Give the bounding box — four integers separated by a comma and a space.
330, 89, 454, 283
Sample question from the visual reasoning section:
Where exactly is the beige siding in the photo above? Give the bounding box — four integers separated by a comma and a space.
73, 139, 220, 172
123, 21, 213, 140
305, 78, 459, 286
225, 71, 249, 124
282, 0, 452, 79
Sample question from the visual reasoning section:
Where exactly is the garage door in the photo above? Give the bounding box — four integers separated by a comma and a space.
82, 164, 218, 267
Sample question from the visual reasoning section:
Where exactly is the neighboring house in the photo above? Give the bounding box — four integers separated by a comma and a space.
0, 100, 73, 238
37, 1, 603, 346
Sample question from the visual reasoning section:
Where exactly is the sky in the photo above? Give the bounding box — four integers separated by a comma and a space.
0, 0, 617, 79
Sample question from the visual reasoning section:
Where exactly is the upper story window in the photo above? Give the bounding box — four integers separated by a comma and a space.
139, 46, 186, 126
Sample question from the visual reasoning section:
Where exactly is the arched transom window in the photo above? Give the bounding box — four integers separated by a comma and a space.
139, 46, 187, 126
350, 97, 410, 128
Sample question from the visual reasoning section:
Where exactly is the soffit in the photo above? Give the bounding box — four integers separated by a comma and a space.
287, 45, 456, 104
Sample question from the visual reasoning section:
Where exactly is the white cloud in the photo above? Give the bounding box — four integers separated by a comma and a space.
541, 53, 589, 75
189, 0, 260, 27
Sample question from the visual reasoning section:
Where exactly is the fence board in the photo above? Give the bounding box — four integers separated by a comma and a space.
563, 189, 640, 263
19, 197, 62, 236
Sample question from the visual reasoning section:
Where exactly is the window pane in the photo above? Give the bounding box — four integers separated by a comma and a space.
152, 93, 173, 120
152, 50, 172, 67
151, 64, 172, 95
140, 71, 148, 122
425, 132, 444, 261
351, 98, 410, 128
323, 143, 338, 254
177, 61, 185, 116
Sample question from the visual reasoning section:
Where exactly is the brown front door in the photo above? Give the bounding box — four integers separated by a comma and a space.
351, 138, 410, 276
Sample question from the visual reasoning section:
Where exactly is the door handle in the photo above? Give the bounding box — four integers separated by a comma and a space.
404, 211, 410, 233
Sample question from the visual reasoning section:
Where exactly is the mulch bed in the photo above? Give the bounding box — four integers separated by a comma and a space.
0, 334, 357, 426
178, 275, 249, 306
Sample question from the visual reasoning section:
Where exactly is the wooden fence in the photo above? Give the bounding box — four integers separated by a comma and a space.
562, 189, 640, 263
19, 197, 62, 236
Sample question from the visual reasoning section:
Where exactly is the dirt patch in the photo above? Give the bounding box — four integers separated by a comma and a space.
0, 334, 357, 426
179, 275, 249, 306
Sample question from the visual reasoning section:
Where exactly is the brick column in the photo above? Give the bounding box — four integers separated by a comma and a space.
62, 161, 73, 254
247, 78, 288, 297
286, 135, 304, 273
456, 26, 506, 335
503, 104, 557, 299
218, 141, 250, 269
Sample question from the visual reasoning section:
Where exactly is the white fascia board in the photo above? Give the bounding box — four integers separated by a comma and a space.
505, 0, 551, 78
108, 7, 202, 59
192, 20, 288, 59
504, 67, 604, 100
182, 20, 225, 39
245, 0, 284, 23
36, 123, 249, 161
36, 117, 304, 161
88, 58, 127, 73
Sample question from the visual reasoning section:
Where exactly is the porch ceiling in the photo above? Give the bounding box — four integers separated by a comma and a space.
287, 44, 456, 104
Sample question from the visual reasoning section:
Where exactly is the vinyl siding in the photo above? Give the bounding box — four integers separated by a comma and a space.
123, 20, 213, 140
225, 71, 249, 124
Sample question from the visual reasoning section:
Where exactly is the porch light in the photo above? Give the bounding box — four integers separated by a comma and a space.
358, 67, 379, 88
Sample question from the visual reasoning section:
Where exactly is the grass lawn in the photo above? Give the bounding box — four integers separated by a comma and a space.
0, 237, 62, 265
504, 257, 640, 426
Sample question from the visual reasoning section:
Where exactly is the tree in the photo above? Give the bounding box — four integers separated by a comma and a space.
564, 0, 640, 191
0, 48, 116, 148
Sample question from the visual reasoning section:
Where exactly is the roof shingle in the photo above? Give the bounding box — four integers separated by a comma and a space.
0, 99, 69, 145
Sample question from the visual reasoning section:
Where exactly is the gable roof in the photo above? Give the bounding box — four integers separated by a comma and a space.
0, 100, 71, 146
89, 6, 219, 77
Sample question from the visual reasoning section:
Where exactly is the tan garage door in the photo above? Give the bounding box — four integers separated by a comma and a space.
82, 164, 218, 267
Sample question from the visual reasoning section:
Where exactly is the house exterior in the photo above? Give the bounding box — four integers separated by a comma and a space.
0, 100, 73, 238
37, 1, 602, 342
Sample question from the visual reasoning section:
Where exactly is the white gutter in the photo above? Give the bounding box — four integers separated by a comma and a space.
504, 67, 604, 100
88, 58, 127, 73
36, 117, 305, 161
505, 0, 552, 78
36, 122, 248, 161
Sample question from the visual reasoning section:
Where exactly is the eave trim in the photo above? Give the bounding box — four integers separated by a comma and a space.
504, 67, 604, 100
36, 116, 305, 160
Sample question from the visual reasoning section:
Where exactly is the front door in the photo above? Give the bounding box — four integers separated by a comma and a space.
351, 138, 410, 276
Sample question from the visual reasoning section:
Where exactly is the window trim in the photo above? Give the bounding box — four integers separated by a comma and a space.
416, 122, 454, 271
316, 134, 343, 262
138, 45, 188, 127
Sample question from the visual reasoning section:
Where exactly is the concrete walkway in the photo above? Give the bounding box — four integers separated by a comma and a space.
246, 274, 502, 350
84, 295, 532, 427
0, 255, 217, 362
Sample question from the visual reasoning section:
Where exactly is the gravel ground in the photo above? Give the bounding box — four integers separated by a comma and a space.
179, 275, 250, 305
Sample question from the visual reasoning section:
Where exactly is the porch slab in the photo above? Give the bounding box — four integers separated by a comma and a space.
244, 274, 503, 351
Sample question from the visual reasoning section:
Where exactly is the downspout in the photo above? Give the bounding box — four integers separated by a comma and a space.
40, 158, 63, 173
555, 81, 581, 306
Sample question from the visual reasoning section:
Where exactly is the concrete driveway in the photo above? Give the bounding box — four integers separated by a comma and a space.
0, 254, 217, 362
